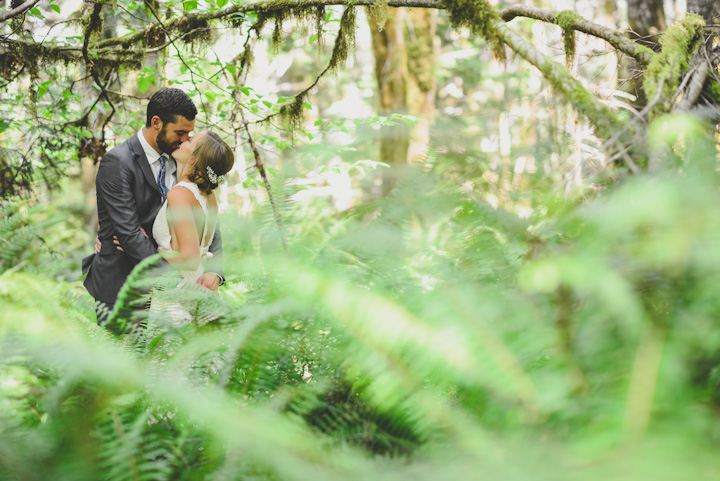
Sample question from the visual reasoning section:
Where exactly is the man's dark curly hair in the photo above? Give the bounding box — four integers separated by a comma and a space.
145, 88, 197, 127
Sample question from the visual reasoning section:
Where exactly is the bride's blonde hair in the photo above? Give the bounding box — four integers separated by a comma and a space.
188, 131, 234, 194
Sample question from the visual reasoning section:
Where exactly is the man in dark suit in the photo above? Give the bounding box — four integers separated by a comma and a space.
82, 88, 224, 326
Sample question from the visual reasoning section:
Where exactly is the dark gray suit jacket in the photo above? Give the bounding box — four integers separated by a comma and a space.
82, 134, 223, 304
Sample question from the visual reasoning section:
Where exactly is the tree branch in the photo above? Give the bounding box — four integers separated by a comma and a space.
675, 45, 719, 112
241, 107, 289, 251
490, 18, 623, 141
500, 5, 655, 65
0, 0, 41, 23
96, 0, 443, 49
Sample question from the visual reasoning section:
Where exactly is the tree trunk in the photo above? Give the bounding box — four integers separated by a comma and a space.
687, 0, 720, 23
627, 0, 666, 44
369, 8, 437, 191
370, 8, 409, 172
405, 9, 437, 165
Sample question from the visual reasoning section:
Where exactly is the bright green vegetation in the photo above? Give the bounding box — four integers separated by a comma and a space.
3, 120, 720, 479
556, 10, 580, 67
2, 1, 720, 479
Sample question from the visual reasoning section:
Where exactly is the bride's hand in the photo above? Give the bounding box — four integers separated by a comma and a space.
196, 273, 220, 291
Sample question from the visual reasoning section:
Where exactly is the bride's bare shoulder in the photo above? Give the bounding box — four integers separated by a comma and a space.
167, 184, 199, 207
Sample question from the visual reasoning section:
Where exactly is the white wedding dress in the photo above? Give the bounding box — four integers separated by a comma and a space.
151, 181, 216, 324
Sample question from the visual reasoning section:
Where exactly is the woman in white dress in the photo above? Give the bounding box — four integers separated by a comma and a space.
151, 131, 234, 323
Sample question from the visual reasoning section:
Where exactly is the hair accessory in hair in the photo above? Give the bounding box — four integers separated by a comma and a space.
207, 165, 229, 186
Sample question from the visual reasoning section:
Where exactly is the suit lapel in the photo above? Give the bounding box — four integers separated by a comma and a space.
129, 134, 161, 195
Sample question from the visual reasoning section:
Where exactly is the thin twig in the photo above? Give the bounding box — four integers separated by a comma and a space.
241, 108, 289, 250
0, 0, 41, 23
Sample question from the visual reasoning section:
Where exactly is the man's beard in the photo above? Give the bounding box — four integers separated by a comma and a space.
156, 126, 181, 154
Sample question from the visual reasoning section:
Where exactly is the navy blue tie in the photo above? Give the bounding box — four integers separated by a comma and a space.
157, 154, 169, 202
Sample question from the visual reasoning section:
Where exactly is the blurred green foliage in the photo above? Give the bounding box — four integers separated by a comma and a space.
2, 114, 720, 480
2, 2, 720, 479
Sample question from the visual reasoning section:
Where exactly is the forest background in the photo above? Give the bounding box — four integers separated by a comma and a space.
1, 0, 720, 479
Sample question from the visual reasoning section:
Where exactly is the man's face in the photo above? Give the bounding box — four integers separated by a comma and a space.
156, 115, 195, 154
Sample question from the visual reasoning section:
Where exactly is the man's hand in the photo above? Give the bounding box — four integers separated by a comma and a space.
94, 236, 101, 255
196, 273, 221, 291
113, 227, 148, 253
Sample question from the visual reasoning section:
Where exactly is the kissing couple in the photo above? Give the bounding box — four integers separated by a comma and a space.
82, 87, 235, 328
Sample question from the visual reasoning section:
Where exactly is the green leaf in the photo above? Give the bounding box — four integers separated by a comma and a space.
37, 81, 52, 99
240, 87, 252, 96
137, 77, 152, 93
314, 119, 324, 126
262, 100, 273, 108
49, 4, 60, 13
183, 0, 198, 12
30, 7, 41, 15
401, 116, 417, 127
217, 0, 228, 7
303, 101, 312, 110
127, 4, 139, 10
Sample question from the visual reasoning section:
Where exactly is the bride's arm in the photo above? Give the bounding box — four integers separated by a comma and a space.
165, 187, 203, 270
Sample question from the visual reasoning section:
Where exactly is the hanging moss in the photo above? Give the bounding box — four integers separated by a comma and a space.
315, 5, 325, 52
279, 93, 307, 132
328, 6, 357, 72
0, 52, 22, 81
444, 0, 506, 60
277, 6, 358, 132
643, 14, 705, 112
94, 50, 146, 73
366, 0, 389, 32
250, 4, 324, 53
15, 42, 77, 79
272, 13, 287, 53
176, 17, 212, 48
556, 10, 579, 68
143, 23, 167, 48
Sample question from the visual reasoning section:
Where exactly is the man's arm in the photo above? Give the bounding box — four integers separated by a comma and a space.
96, 153, 158, 261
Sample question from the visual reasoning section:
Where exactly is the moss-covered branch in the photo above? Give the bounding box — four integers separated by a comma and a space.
489, 15, 623, 143
501, 4, 655, 65
643, 14, 706, 113
0, 0, 41, 23
0, 37, 146, 70
96, 0, 443, 49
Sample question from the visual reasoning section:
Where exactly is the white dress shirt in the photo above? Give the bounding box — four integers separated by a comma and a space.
137, 129, 176, 190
